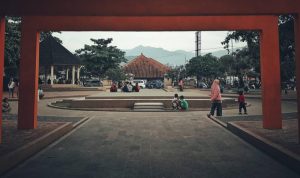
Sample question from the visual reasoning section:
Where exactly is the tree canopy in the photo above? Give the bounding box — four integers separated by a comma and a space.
4, 16, 62, 77
75, 38, 127, 79
221, 15, 295, 83
5, 17, 21, 77
185, 53, 219, 81
105, 67, 127, 81
165, 65, 186, 82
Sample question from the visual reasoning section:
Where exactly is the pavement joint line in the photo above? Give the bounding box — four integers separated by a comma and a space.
227, 122, 300, 175
1, 117, 94, 177
72, 116, 90, 128
228, 122, 300, 162
203, 114, 262, 149
208, 115, 300, 175
208, 115, 227, 128
0, 122, 73, 176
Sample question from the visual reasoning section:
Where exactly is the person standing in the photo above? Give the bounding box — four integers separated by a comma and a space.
207, 79, 222, 117
178, 79, 183, 91
8, 78, 15, 98
238, 91, 247, 114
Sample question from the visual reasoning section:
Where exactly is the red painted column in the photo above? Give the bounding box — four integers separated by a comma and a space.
0, 17, 5, 143
294, 15, 300, 143
18, 17, 40, 129
260, 18, 282, 129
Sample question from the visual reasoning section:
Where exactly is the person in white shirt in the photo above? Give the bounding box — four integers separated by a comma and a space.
172, 93, 180, 110
127, 82, 133, 92
8, 78, 15, 98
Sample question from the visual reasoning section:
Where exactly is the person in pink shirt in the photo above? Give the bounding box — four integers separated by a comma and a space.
178, 79, 183, 91
207, 79, 222, 117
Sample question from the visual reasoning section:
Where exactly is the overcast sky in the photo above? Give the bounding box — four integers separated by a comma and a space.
53, 31, 246, 53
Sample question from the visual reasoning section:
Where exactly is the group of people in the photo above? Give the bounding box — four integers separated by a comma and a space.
171, 93, 189, 111
110, 82, 140, 92
207, 79, 247, 117
3, 77, 248, 115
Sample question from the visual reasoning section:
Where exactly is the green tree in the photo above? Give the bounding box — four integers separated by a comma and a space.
165, 65, 186, 84
221, 15, 295, 83
105, 67, 126, 81
219, 48, 253, 87
75, 38, 127, 80
4, 16, 61, 77
185, 53, 219, 82
279, 15, 295, 82
219, 55, 234, 76
5, 17, 21, 77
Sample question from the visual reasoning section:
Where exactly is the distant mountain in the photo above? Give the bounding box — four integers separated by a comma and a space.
124, 45, 194, 66
124, 45, 243, 66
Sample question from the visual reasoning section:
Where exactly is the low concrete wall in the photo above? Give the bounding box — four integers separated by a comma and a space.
86, 96, 211, 99
67, 98, 235, 109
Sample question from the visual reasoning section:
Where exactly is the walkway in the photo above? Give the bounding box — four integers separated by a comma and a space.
3, 112, 299, 178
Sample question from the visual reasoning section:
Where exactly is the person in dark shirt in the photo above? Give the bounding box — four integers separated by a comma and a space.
238, 91, 247, 114
2, 97, 11, 113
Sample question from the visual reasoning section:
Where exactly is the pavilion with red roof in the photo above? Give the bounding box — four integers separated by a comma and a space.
123, 54, 170, 80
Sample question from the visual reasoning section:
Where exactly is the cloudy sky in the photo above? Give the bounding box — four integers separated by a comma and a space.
53, 31, 246, 53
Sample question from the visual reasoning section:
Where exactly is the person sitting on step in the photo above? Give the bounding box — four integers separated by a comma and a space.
179, 95, 189, 111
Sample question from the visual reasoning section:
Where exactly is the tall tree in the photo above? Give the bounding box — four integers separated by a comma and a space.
165, 66, 176, 82
279, 15, 295, 82
75, 38, 127, 80
219, 48, 255, 87
4, 16, 61, 77
221, 15, 295, 83
105, 67, 126, 81
185, 53, 219, 82
5, 17, 21, 77
219, 55, 234, 76
165, 65, 186, 83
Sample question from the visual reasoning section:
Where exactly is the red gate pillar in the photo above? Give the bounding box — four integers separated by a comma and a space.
260, 18, 282, 129
0, 17, 5, 143
18, 17, 40, 129
294, 15, 300, 143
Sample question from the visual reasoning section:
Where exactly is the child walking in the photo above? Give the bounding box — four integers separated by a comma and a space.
238, 91, 247, 114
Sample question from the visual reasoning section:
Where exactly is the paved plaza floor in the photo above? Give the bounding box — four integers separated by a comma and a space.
2, 89, 299, 177
3, 112, 299, 178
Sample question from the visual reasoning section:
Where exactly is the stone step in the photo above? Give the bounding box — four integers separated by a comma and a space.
133, 108, 166, 112
134, 105, 165, 109
134, 102, 164, 106
133, 102, 165, 111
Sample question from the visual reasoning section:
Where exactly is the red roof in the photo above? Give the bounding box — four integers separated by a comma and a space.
124, 54, 170, 79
